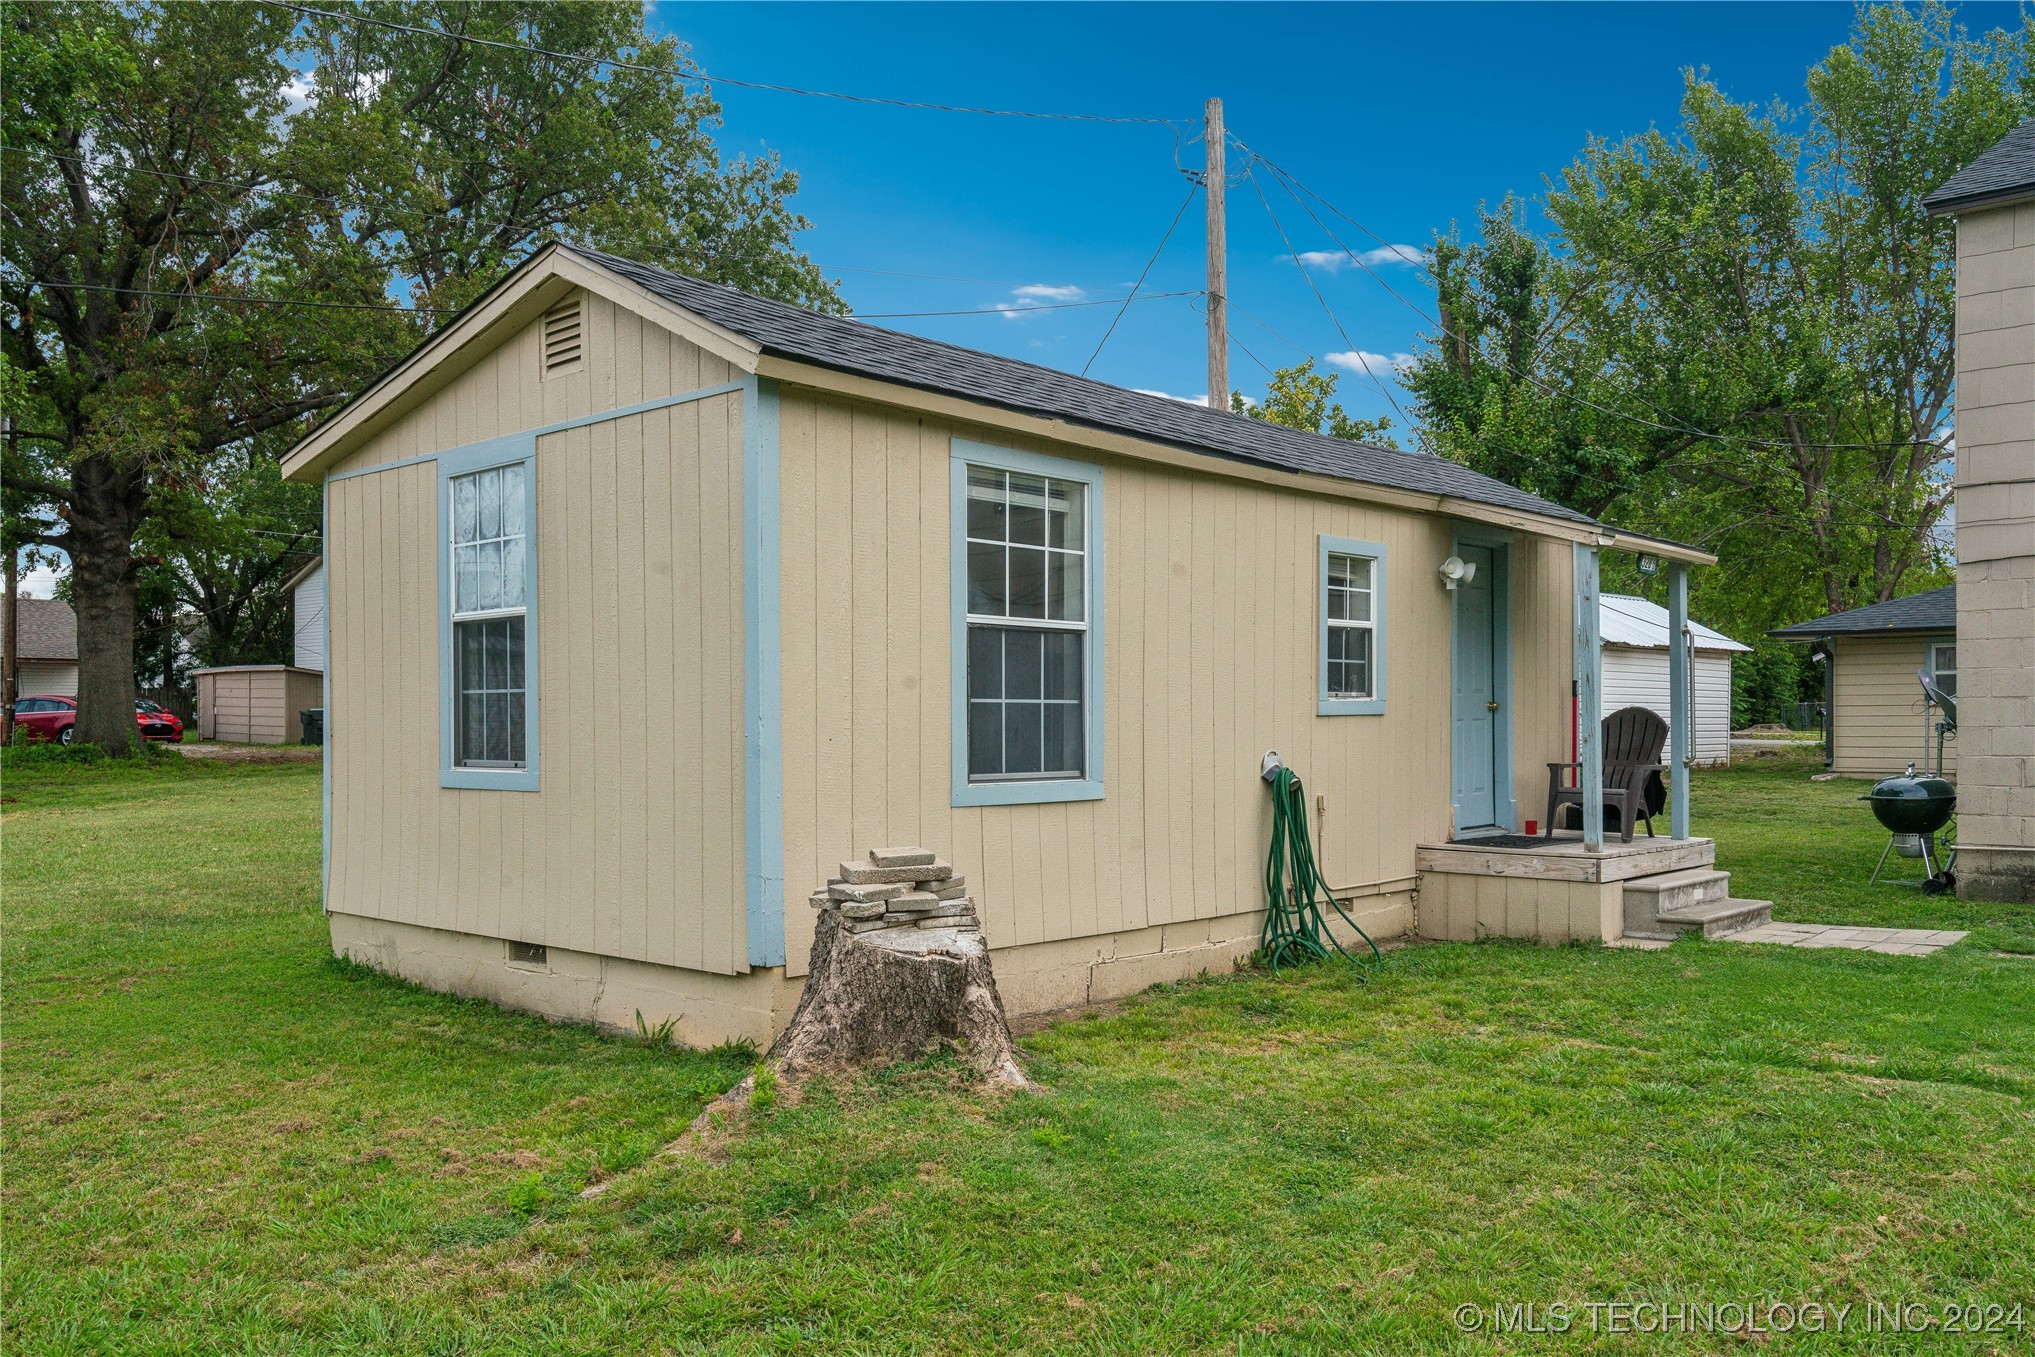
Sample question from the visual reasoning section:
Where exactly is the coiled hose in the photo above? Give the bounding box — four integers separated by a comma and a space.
1261, 764, 1383, 974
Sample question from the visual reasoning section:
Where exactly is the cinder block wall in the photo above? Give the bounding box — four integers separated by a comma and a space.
1952, 204, 2035, 902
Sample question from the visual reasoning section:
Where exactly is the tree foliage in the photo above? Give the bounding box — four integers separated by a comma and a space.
1404, 1, 2023, 639
1233, 358, 1400, 447
2, 1, 838, 750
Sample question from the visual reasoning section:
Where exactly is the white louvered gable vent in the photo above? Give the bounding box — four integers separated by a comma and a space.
542, 298, 583, 377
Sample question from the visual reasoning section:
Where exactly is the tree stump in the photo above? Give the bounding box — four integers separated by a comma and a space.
767, 848, 1029, 1088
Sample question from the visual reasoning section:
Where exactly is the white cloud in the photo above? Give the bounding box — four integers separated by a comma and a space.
1132, 388, 1223, 407
1327, 350, 1417, 381
1292, 244, 1422, 272
989, 282, 1086, 320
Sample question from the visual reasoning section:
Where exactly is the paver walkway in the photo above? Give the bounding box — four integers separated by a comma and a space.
1723, 922, 1966, 954
1611, 923, 1967, 954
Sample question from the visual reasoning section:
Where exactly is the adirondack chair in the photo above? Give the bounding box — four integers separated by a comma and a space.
1544, 706, 1670, 844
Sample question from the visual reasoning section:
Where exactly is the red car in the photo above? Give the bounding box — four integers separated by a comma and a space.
11, 695, 184, 744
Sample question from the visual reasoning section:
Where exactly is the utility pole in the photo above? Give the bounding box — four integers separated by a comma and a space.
1204, 96, 1227, 411
2, 419, 17, 746
0, 420, 63, 746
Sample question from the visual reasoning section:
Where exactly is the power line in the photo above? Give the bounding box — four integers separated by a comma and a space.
1245, 143, 1945, 463
859, 291, 1199, 319
1082, 183, 1200, 377
286, 5, 1185, 126
21, 279, 457, 314
1240, 143, 1947, 536
1244, 166, 1408, 422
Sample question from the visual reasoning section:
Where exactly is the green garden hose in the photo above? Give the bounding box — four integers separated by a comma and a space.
1261, 764, 1384, 974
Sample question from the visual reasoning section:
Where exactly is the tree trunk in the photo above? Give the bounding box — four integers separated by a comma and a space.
770, 865, 1028, 1089
68, 457, 144, 754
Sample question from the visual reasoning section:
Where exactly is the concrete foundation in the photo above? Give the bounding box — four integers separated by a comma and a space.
1955, 845, 2035, 904
329, 889, 1414, 1047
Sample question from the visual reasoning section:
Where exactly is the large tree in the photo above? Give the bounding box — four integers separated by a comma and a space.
3, 1, 838, 751
1405, 1, 2029, 637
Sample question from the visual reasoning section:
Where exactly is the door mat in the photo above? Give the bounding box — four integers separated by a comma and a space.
1447, 834, 1555, 849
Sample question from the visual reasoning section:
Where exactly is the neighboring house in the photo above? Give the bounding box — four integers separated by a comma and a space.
2, 596, 79, 697
1599, 594, 1748, 767
286, 558, 326, 672
1771, 585, 1957, 778
1924, 123, 2035, 903
278, 243, 1716, 1047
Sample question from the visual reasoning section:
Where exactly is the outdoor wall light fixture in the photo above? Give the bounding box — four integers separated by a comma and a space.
1438, 555, 1478, 591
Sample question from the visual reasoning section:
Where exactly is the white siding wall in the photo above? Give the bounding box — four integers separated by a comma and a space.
1598, 645, 1733, 766
294, 561, 326, 673
18, 660, 78, 697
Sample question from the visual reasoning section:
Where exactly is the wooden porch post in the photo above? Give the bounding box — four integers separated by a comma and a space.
1573, 543, 1603, 851
1667, 561, 1691, 840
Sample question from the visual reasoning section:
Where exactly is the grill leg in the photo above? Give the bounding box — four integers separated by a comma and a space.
1870, 834, 1896, 885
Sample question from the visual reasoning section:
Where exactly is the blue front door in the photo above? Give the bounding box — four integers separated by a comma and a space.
1451, 542, 1501, 833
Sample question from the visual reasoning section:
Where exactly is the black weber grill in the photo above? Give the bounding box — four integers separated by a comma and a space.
1862, 769, 1956, 884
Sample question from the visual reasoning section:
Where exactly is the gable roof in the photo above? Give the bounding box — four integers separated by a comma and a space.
1769, 584, 1956, 639
0, 596, 77, 661
1600, 593, 1749, 653
559, 246, 1599, 528
1924, 118, 2035, 215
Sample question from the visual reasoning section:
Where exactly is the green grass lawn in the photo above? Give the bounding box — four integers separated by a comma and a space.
6, 747, 2034, 1354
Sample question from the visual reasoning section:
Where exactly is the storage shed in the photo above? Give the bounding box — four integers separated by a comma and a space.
278, 243, 1719, 1047
193, 665, 324, 744
1599, 594, 1748, 767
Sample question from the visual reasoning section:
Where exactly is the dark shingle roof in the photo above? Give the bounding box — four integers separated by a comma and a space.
1769, 584, 1956, 638
0, 596, 77, 661
565, 245, 1599, 528
1924, 119, 2035, 215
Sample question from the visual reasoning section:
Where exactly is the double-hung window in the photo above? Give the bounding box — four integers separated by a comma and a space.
1318, 536, 1387, 715
440, 436, 539, 790
951, 441, 1103, 806
1928, 640, 1956, 698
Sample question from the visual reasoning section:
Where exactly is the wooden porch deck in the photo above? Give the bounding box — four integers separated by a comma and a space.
1414, 833, 1720, 944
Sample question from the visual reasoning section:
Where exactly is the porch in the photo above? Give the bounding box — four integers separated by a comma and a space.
1421, 537, 1773, 945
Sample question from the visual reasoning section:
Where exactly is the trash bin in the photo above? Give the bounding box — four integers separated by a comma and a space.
301, 708, 324, 746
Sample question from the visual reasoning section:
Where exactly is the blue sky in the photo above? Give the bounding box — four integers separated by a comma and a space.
651, 0, 2022, 430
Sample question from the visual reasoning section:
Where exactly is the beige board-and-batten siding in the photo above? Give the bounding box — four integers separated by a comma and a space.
1831, 633, 1958, 777
317, 281, 1583, 1043
773, 384, 1576, 1012
323, 289, 758, 1025
194, 665, 323, 743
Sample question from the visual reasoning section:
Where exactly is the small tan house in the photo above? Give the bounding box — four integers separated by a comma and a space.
1771, 586, 1956, 778
280, 244, 1726, 1046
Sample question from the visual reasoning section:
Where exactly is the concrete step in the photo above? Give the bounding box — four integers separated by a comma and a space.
1627, 897, 1774, 941
1621, 868, 1731, 936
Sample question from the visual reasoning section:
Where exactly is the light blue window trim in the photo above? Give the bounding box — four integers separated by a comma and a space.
324, 380, 747, 486
1318, 535, 1388, 716
438, 433, 541, 792
742, 377, 787, 968
950, 438, 1105, 807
